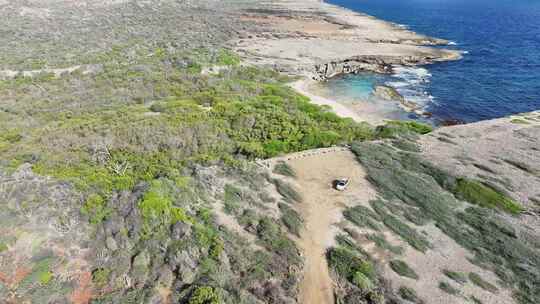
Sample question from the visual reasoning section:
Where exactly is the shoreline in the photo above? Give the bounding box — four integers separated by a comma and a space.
291, 78, 400, 125
233, 0, 463, 124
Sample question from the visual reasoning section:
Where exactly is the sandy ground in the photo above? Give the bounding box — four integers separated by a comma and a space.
291, 79, 366, 122
267, 148, 378, 304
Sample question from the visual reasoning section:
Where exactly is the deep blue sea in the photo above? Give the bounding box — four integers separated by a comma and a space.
326, 0, 540, 123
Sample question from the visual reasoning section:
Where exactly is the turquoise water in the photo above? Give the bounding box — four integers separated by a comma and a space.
325, 73, 380, 100
327, 0, 540, 123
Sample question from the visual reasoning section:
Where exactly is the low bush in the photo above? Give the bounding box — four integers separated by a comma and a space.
371, 202, 431, 253
81, 194, 111, 225
92, 268, 111, 287
399, 286, 423, 304
366, 233, 403, 255
188, 286, 221, 304
389, 260, 418, 280
327, 247, 375, 282
223, 184, 243, 215
452, 179, 523, 214
272, 179, 302, 203
215, 49, 241, 66
375, 120, 433, 139
256, 217, 302, 267
469, 272, 498, 293
439, 281, 460, 295
352, 271, 374, 292
391, 138, 421, 152
443, 269, 467, 284
278, 203, 303, 236
343, 205, 382, 231
273, 161, 296, 178
470, 295, 484, 304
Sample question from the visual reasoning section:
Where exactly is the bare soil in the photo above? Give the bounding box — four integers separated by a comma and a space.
274, 149, 378, 304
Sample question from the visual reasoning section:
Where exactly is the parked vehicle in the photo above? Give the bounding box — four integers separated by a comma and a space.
334, 178, 350, 191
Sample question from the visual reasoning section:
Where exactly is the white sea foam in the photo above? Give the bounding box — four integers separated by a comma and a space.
448, 41, 458, 46
385, 65, 434, 110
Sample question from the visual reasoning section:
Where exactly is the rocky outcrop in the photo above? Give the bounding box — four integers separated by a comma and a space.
373, 85, 405, 101
313, 54, 457, 81
372, 85, 434, 117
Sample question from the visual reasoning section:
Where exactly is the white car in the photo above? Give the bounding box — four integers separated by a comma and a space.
334, 178, 350, 191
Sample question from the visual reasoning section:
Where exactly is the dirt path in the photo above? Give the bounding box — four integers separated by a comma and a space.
286, 149, 377, 304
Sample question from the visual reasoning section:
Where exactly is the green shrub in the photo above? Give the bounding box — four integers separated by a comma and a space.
470, 295, 484, 304
366, 233, 403, 255
223, 184, 242, 215
510, 118, 529, 125
92, 268, 111, 287
443, 269, 467, 284
272, 179, 302, 203
0, 242, 8, 253
343, 205, 382, 231
389, 260, 418, 280
391, 138, 421, 152
256, 217, 301, 266
139, 180, 188, 224
452, 179, 523, 214
81, 194, 111, 224
216, 49, 240, 66
352, 271, 374, 292
38, 271, 53, 285
439, 281, 460, 295
188, 286, 221, 304
469, 272, 498, 293
399, 286, 423, 304
372, 203, 431, 253
327, 247, 375, 283
273, 161, 296, 178
278, 203, 303, 236
375, 120, 433, 139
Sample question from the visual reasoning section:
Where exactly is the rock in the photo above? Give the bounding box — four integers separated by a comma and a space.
106, 236, 118, 251
440, 118, 465, 126
373, 85, 405, 102
148, 292, 164, 304
178, 265, 197, 284
171, 222, 192, 240
157, 265, 175, 287
169, 249, 198, 284
104, 215, 124, 236
132, 250, 151, 282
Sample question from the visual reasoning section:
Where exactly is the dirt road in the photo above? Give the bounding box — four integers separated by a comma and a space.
286, 149, 377, 304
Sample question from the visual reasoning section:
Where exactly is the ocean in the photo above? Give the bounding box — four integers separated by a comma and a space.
324, 0, 540, 123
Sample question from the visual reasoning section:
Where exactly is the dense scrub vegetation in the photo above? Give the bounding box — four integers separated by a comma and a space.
0, 40, 379, 303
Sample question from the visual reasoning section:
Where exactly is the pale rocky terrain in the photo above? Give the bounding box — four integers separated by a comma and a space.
231, 0, 461, 80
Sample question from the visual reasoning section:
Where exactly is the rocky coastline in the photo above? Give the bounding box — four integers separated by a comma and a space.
233, 0, 461, 81
231, 0, 462, 122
